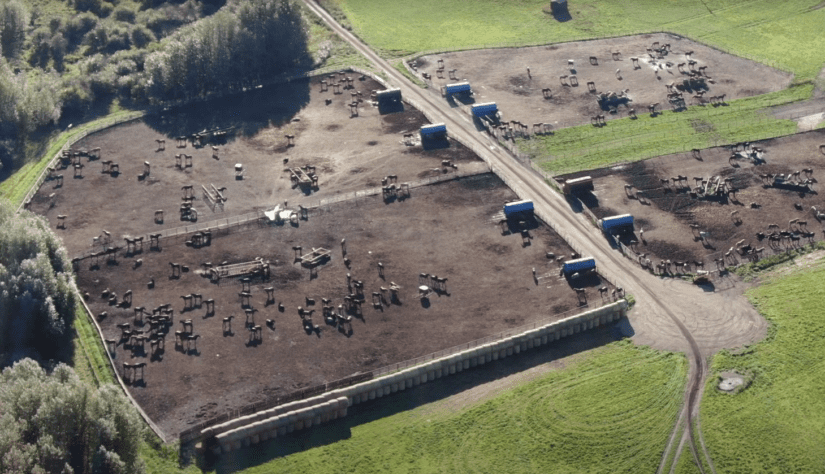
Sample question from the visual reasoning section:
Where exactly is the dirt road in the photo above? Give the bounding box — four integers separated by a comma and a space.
300, 2, 768, 471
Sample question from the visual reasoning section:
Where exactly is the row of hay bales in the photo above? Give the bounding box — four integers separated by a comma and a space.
206, 300, 627, 454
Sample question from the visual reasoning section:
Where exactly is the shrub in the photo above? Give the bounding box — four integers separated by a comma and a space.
29, 26, 53, 67
0, 0, 29, 59
73, 0, 114, 17
130, 24, 155, 48
60, 77, 95, 115
114, 4, 136, 23
48, 16, 64, 34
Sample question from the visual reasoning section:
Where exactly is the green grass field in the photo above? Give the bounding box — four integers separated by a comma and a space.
218, 340, 686, 474
700, 254, 825, 473
331, 0, 825, 82
519, 84, 809, 175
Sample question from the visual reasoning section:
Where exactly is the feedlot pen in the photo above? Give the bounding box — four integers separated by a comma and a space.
562, 129, 825, 274
413, 33, 791, 130
74, 174, 614, 437
28, 74, 487, 258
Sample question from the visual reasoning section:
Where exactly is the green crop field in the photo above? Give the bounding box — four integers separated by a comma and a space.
330, 0, 825, 82
519, 84, 809, 175
700, 255, 825, 473
214, 340, 686, 474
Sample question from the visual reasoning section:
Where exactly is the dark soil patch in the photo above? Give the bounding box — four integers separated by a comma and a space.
563, 129, 825, 264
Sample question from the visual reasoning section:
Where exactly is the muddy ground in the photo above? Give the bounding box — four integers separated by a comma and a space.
29, 75, 487, 257
562, 129, 825, 267
413, 33, 792, 129
70, 173, 613, 438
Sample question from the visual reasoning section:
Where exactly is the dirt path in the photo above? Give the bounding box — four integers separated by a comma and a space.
301, 2, 769, 470
769, 63, 825, 129
769, 97, 825, 131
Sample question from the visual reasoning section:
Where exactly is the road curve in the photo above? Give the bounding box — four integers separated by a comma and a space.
300, 1, 765, 471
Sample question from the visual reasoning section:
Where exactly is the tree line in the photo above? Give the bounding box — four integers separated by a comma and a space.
0, 0, 311, 172
145, 0, 311, 103
0, 200, 76, 364
0, 199, 145, 473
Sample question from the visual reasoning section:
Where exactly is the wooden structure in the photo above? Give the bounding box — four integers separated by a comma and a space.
207, 257, 270, 282
298, 248, 332, 267
288, 167, 313, 186
202, 184, 227, 211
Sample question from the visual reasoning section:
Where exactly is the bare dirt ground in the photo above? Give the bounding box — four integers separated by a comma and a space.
561, 129, 825, 269
413, 33, 792, 128
63, 173, 613, 438
29, 75, 487, 257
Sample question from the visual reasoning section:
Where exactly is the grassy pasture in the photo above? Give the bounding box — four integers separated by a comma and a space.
700, 255, 825, 473
519, 84, 809, 175
331, 0, 825, 82
219, 340, 686, 474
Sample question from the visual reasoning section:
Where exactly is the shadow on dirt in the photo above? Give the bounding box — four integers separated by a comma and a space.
378, 101, 405, 115
421, 136, 451, 151
201, 320, 630, 473
446, 92, 476, 108
144, 79, 311, 140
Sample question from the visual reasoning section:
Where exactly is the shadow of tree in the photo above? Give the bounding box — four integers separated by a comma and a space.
144, 79, 312, 141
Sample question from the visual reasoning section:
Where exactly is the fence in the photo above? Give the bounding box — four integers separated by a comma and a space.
178, 371, 373, 444
27, 64, 623, 445
402, 30, 788, 75
71, 166, 489, 262
76, 289, 171, 443
17, 112, 146, 214
180, 290, 624, 444
372, 302, 603, 378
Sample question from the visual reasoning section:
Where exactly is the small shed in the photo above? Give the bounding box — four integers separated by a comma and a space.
376, 88, 402, 104
561, 176, 594, 194
563, 257, 596, 275
444, 81, 472, 95
471, 102, 498, 117
600, 214, 634, 233
503, 199, 534, 217
420, 123, 447, 139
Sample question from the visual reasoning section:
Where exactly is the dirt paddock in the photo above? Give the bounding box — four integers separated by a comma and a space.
29, 74, 486, 257
22, 75, 621, 438
68, 172, 613, 438
562, 129, 825, 269
413, 33, 792, 129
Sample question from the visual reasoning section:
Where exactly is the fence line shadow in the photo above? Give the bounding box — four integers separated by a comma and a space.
205, 321, 630, 473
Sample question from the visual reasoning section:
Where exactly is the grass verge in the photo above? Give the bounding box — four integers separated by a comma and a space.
74, 298, 197, 473
734, 241, 825, 281
332, 0, 825, 82
141, 438, 201, 474
521, 84, 810, 175
0, 110, 142, 207
391, 59, 427, 88
303, 3, 373, 73
72, 302, 115, 386
220, 340, 686, 474
700, 255, 825, 473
